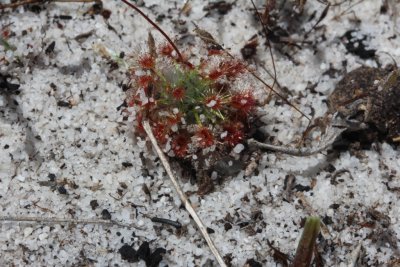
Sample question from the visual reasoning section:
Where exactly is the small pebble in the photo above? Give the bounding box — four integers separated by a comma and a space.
16, 175, 25, 182
23, 227, 33, 237
233, 143, 244, 154
38, 232, 48, 241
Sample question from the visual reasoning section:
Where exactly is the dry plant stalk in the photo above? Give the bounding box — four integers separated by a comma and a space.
0, 0, 98, 10
248, 120, 345, 156
0, 216, 137, 228
142, 120, 227, 267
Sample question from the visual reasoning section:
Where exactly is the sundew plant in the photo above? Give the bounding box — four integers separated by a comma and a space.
126, 39, 260, 169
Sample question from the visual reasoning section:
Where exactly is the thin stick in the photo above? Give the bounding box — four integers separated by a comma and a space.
192, 28, 311, 121
0, 0, 97, 9
55, 0, 98, 2
248, 0, 310, 121
121, 0, 184, 63
250, 0, 277, 89
248, 126, 345, 156
143, 120, 226, 267
0, 0, 43, 8
250, 70, 311, 121
0, 216, 137, 228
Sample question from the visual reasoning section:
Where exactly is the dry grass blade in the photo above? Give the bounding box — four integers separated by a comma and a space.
142, 120, 227, 267
0, 216, 137, 228
0, 0, 98, 9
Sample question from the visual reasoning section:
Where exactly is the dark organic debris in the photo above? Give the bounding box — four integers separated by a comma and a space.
54, 15, 73, 20
122, 161, 133, 167
203, 1, 233, 15
0, 74, 20, 95
57, 100, 72, 108
45, 41, 56, 54
148, 247, 167, 267
367, 69, 400, 142
207, 227, 215, 234
89, 199, 99, 210
223, 253, 233, 266
74, 30, 94, 42
328, 66, 400, 143
241, 35, 258, 60
267, 240, 290, 267
119, 244, 138, 263
293, 184, 311, 192
197, 173, 214, 196
224, 222, 232, 231
151, 217, 182, 228
84, 1, 112, 19
244, 258, 262, 267
260, 0, 276, 25
213, 157, 244, 177
119, 242, 166, 267
341, 30, 376, 59
367, 208, 398, 249
101, 209, 112, 220
57, 186, 68, 194
137, 241, 151, 262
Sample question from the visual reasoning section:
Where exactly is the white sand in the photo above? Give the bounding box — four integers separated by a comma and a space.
0, 0, 399, 266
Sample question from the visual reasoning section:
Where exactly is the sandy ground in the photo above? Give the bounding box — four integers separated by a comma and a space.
0, 0, 399, 266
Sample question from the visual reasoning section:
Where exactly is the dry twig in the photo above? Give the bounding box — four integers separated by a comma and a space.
143, 120, 227, 267
247, 129, 344, 156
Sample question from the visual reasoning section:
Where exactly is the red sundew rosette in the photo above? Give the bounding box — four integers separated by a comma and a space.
221, 122, 245, 147
127, 43, 258, 160
194, 126, 215, 148
138, 53, 155, 69
171, 132, 190, 158
230, 90, 256, 114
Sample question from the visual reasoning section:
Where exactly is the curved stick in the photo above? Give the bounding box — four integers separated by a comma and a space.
248, 127, 345, 156
121, 0, 184, 62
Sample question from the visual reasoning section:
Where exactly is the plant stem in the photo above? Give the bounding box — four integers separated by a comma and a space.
0, 216, 138, 228
121, 0, 185, 63
291, 216, 321, 267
